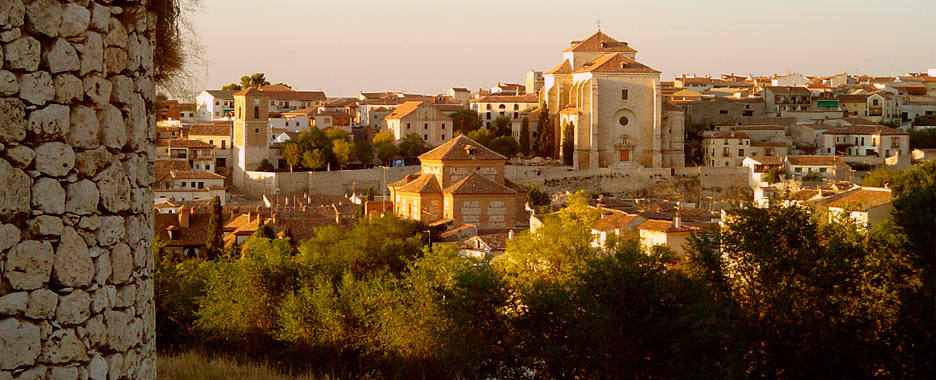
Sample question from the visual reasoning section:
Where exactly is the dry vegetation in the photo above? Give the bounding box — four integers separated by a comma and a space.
157, 351, 329, 380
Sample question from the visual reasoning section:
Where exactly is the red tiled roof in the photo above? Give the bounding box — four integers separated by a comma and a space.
445, 172, 516, 194
825, 188, 893, 211
786, 155, 846, 166
419, 135, 506, 161
573, 53, 660, 74
592, 212, 641, 232
545, 60, 573, 75
396, 173, 442, 193
637, 219, 696, 233
188, 124, 231, 136
470, 94, 539, 104
157, 138, 215, 148
385, 101, 424, 120
563, 31, 637, 53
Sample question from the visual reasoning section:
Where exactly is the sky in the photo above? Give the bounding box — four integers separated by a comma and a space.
190, 0, 936, 97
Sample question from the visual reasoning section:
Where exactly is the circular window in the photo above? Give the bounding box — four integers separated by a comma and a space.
618, 116, 629, 126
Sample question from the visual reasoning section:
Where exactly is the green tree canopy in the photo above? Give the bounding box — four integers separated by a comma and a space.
449, 110, 480, 134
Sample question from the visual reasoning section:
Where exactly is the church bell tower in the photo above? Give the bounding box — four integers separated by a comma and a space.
232, 87, 270, 188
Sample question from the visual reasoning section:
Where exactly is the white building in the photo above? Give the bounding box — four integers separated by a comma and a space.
469, 94, 540, 138
196, 90, 237, 121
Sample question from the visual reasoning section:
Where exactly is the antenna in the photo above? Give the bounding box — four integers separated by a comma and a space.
595, 12, 602, 32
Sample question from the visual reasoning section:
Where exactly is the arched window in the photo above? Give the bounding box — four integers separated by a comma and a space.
513, 104, 519, 110
498, 104, 506, 109
253, 106, 259, 119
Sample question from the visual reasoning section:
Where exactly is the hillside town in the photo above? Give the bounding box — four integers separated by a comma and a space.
3, 0, 936, 377
151, 30, 936, 257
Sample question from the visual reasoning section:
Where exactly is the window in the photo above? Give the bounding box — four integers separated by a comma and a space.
486, 113, 491, 120
180, 181, 186, 188
513, 104, 519, 110
424, 123, 428, 129
197, 182, 204, 189
719, 109, 728, 114
209, 140, 213, 145
618, 116, 628, 126
738, 149, 744, 156
221, 140, 226, 149
423, 134, 428, 140
498, 104, 506, 109
486, 104, 491, 110
621, 89, 628, 100
819, 168, 826, 173
795, 167, 802, 173
513, 112, 518, 119
406, 123, 411, 129
253, 106, 259, 119
441, 134, 445, 140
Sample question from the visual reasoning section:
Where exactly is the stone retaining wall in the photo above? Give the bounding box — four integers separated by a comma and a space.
0, 1, 155, 379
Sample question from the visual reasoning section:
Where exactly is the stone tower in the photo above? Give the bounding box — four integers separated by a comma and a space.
232, 87, 270, 188
0, 0, 156, 378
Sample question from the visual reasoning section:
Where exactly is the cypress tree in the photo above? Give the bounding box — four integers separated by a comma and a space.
535, 104, 554, 157
203, 196, 224, 259
562, 122, 575, 166
520, 117, 531, 156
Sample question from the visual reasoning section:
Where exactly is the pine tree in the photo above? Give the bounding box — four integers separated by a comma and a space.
203, 196, 224, 259
562, 122, 575, 166
520, 117, 531, 156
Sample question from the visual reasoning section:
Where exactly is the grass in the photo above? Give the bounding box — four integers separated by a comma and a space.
157, 351, 330, 380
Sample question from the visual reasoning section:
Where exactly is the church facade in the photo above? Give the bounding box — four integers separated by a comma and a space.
542, 31, 685, 169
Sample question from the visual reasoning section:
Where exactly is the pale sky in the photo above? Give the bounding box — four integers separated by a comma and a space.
191, 0, 936, 97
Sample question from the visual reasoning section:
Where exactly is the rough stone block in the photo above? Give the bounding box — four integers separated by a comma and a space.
0, 70, 17, 96
42, 39, 79, 74
17, 71, 54, 106
66, 105, 100, 149
109, 243, 132, 284
54, 227, 94, 288
60, 3, 91, 38
25, 288, 57, 319
27, 104, 69, 140
0, 292, 27, 316
4, 36, 40, 71
0, 318, 40, 370
52, 74, 83, 104
94, 164, 129, 212
0, 0, 25, 28
34, 142, 75, 177
24, 0, 62, 38
31, 177, 66, 215
65, 179, 99, 215
55, 290, 90, 325
0, 158, 31, 220
3, 240, 54, 290
39, 328, 87, 364
27, 215, 64, 237
0, 98, 26, 143
75, 31, 103, 76
4, 144, 35, 168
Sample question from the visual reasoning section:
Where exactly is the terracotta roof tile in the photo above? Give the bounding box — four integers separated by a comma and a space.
545, 60, 573, 75
592, 212, 641, 231
638, 219, 697, 233
157, 138, 216, 148
188, 124, 231, 136
563, 31, 637, 53
385, 101, 424, 120
786, 155, 846, 166
470, 94, 539, 103
826, 188, 893, 211
419, 135, 505, 161
445, 172, 516, 194
573, 53, 660, 74
396, 173, 442, 193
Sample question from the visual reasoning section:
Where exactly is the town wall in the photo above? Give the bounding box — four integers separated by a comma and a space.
1, 1, 156, 379
241, 165, 421, 197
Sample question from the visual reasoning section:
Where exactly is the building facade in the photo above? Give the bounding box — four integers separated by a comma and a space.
541, 31, 685, 169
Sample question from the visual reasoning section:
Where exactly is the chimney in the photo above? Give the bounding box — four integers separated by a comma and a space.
271, 213, 278, 225
332, 204, 341, 225
178, 205, 190, 228
508, 230, 514, 239
247, 211, 254, 222
673, 201, 682, 229
166, 226, 177, 240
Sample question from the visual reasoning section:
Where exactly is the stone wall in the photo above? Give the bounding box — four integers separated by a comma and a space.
0, 1, 155, 379
241, 166, 420, 197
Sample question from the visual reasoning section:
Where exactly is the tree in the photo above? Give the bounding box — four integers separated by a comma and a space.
523, 184, 550, 207
519, 118, 531, 156
910, 128, 936, 149
302, 149, 327, 170
324, 128, 350, 142
353, 140, 374, 166
490, 136, 519, 158
332, 139, 352, 169
862, 166, 901, 187
449, 110, 481, 134
372, 131, 395, 145
398, 133, 430, 164
156, 92, 168, 100
221, 83, 242, 91
534, 105, 554, 157
204, 196, 224, 259
492, 116, 512, 137
465, 129, 495, 149
257, 158, 275, 172
562, 122, 574, 166
240, 73, 270, 89
280, 143, 301, 172
376, 142, 398, 166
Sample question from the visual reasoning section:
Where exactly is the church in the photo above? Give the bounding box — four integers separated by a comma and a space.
542, 31, 685, 169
